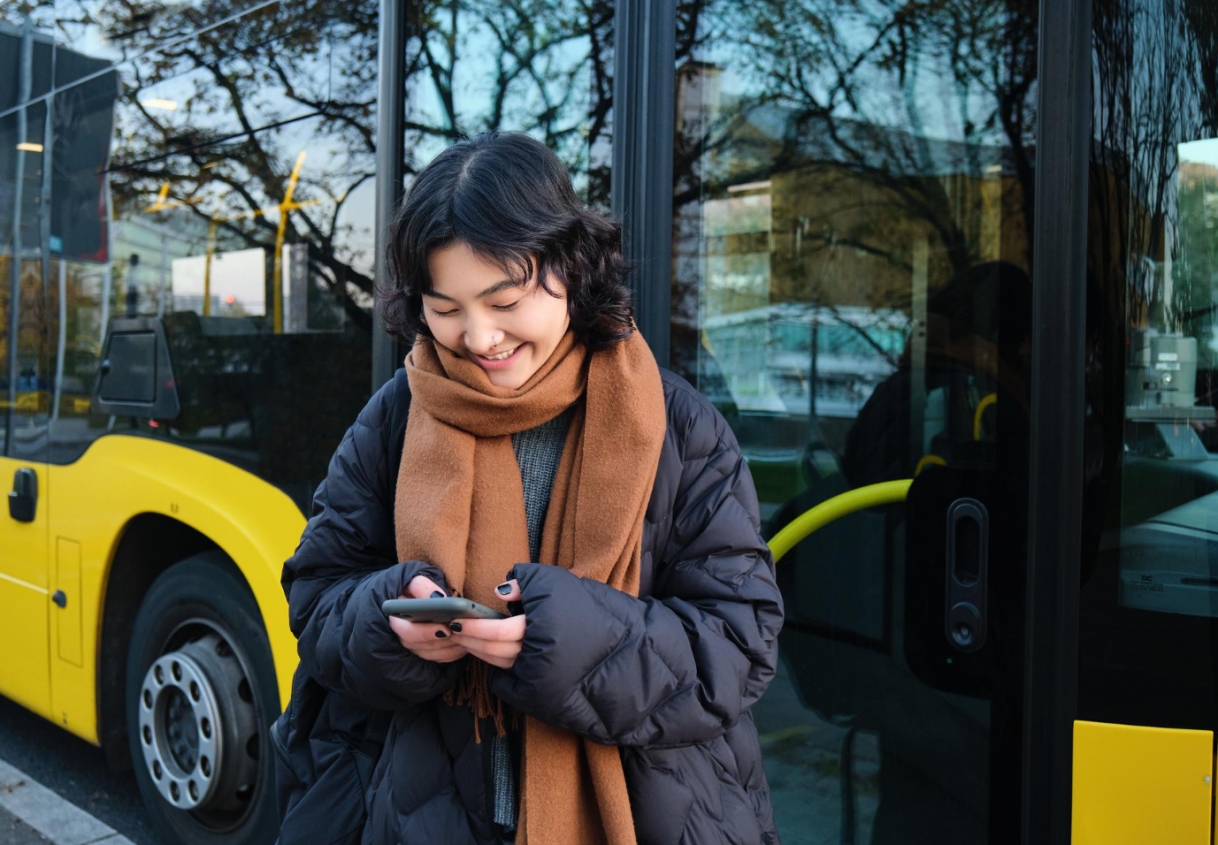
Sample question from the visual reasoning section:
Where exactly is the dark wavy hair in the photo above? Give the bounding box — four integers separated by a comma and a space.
379, 132, 634, 351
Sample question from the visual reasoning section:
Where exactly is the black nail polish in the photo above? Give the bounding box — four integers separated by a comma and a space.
449, 622, 463, 633
434, 630, 447, 638
430, 590, 444, 598
496, 583, 512, 596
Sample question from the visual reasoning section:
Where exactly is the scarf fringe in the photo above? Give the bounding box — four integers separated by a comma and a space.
443, 660, 517, 743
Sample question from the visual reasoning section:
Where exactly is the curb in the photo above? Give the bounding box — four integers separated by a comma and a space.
0, 759, 135, 845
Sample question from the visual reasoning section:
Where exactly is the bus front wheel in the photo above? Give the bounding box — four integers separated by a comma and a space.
125, 552, 280, 845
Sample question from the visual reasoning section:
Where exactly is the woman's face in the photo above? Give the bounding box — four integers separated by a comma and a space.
423, 241, 571, 389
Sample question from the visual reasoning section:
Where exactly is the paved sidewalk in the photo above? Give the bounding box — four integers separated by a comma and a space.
0, 759, 134, 845
1, 804, 53, 844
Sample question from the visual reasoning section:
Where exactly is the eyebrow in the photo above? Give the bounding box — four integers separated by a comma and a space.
423, 277, 525, 302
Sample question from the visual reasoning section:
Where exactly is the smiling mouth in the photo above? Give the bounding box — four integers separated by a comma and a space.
477, 346, 520, 362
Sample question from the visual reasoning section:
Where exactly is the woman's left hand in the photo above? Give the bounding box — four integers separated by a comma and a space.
448, 579, 526, 669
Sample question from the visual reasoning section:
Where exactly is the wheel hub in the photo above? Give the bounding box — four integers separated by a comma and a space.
138, 632, 259, 813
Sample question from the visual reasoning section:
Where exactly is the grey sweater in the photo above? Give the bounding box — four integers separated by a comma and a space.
512, 408, 573, 562
492, 407, 573, 836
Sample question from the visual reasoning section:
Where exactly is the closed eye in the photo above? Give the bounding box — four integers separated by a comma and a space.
492, 300, 521, 312
429, 307, 459, 317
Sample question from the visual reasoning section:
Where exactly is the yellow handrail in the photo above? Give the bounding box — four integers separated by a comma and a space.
973, 393, 997, 441
768, 479, 913, 563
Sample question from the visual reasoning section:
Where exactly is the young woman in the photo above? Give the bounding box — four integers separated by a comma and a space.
282, 132, 784, 845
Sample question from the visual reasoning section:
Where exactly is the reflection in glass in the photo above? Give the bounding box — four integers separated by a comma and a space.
4, 0, 616, 509
673, 2, 1038, 842
1092, 1, 1218, 598
0, 1, 382, 509
172, 247, 268, 317
1080, 0, 1218, 734
2, 93, 53, 460
0, 6, 56, 108
403, 0, 614, 208
49, 0, 276, 74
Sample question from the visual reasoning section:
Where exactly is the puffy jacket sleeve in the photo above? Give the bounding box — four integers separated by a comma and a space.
281, 372, 463, 710
490, 381, 784, 747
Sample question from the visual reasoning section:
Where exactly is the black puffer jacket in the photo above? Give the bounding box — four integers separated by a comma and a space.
282, 367, 784, 845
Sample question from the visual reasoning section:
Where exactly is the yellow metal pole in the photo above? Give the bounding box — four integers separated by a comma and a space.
915, 454, 946, 475
202, 219, 217, 316
768, 479, 913, 563
272, 151, 307, 334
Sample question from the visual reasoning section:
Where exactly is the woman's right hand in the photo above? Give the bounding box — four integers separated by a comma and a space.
387, 575, 468, 664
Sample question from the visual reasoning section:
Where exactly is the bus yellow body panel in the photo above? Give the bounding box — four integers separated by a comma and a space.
0, 459, 52, 721
37, 435, 305, 745
1072, 720, 1213, 844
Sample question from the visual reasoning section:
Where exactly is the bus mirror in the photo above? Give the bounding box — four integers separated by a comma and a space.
92, 317, 181, 421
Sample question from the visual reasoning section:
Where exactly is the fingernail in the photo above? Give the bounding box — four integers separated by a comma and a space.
496, 583, 512, 595
434, 630, 447, 638
430, 590, 445, 598
449, 622, 463, 633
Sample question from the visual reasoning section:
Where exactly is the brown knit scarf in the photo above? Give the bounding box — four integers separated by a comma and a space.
394, 328, 666, 845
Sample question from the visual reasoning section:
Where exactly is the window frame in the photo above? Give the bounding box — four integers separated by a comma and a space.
610, 0, 676, 368
1022, 1, 1090, 842
372, 0, 408, 391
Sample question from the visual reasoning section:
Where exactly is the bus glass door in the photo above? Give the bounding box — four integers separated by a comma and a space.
668, 3, 1039, 842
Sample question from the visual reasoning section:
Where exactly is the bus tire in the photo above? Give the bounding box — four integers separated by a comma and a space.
125, 551, 280, 845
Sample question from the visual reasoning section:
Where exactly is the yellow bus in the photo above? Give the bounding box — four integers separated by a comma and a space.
2, 1, 1216, 844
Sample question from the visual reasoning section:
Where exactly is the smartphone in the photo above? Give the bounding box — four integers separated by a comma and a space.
381, 597, 507, 624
